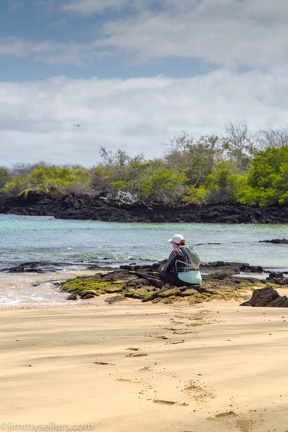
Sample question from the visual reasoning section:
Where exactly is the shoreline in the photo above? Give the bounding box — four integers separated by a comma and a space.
1, 260, 288, 308
1, 192, 288, 223
1, 300, 288, 431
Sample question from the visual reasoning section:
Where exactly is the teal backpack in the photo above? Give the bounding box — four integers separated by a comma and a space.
181, 245, 201, 266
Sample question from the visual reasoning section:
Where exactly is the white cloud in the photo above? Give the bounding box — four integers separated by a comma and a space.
55, 0, 288, 70
1, 69, 288, 167
97, 0, 288, 69
2, 1, 288, 170
60, 0, 129, 15
1, 0, 288, 71
0, 37, 91, 65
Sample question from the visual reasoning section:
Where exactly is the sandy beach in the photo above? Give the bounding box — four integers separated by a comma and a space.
1, 295, 288, 432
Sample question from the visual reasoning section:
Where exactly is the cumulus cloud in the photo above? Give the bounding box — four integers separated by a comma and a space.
1, 0, 288, 168
55, 0, 288, 70
97, 0, 288, 69
1, 69, 288, 167
2, 0, 288, 70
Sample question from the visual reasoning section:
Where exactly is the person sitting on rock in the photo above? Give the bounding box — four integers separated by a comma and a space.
159, 233, 202, 288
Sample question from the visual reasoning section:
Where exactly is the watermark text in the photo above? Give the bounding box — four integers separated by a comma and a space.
0, 423, 94, 432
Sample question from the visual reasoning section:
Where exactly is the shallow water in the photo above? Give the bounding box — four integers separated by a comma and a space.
0, 269, 98, 307
0, 214, 287, 306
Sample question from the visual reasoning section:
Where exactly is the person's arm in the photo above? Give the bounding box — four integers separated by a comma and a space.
162, 249, 179, 272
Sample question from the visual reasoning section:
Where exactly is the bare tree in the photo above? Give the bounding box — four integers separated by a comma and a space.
257, 127, 288, 150
222, 121, 257, 172
10, 161, 49, 176
164, 132, 222, 186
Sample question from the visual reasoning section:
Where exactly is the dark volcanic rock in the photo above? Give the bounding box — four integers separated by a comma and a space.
1, 191, 288, 223
2, 258, 282, 304
4, 261, 74, 273
240, 264, 264, 273
260, 238, 288, 244
6, 262, 48, 273
241, 286, 288, 307
57, 260, 272, 304
266, 272, 288, 285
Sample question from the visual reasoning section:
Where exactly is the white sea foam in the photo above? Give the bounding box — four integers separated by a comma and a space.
0, 269, 97, 307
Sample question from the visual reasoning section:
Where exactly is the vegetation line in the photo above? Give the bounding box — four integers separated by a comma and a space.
1, 123, 288, 207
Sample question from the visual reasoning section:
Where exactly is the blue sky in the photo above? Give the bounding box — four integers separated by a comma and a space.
1, 0, 288, 168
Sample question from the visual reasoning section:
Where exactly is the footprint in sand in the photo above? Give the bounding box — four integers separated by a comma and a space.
125, 347, 148, 357
214, 411, 238, 419
154, 335, 169, 340
164, 339, 185, 345
138, 366, 151, 372
153, 399, 188, 407
182, 379, 216, 402
174, 310, 218, 328
116, 378, 141, 384
207, 411, 264, 432
153, 399, 176, 405
125, 353, 148, 357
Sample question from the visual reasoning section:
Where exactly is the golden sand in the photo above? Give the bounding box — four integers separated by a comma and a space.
1, 296, 288, 432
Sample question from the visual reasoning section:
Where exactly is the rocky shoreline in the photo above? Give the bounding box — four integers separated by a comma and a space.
1, 191, 288, 223
59, 261, 288, 305
3, 260, 288, 306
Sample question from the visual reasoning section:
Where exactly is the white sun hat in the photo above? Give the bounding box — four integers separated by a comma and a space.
168, 234, 184, 244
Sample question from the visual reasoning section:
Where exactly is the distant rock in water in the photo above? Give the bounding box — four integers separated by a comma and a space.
259, 238, 288, 244
241, 287, 288, 307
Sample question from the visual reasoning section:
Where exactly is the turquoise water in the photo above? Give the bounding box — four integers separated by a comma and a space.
1, 214, 287, 271
0, 214, 287, 306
